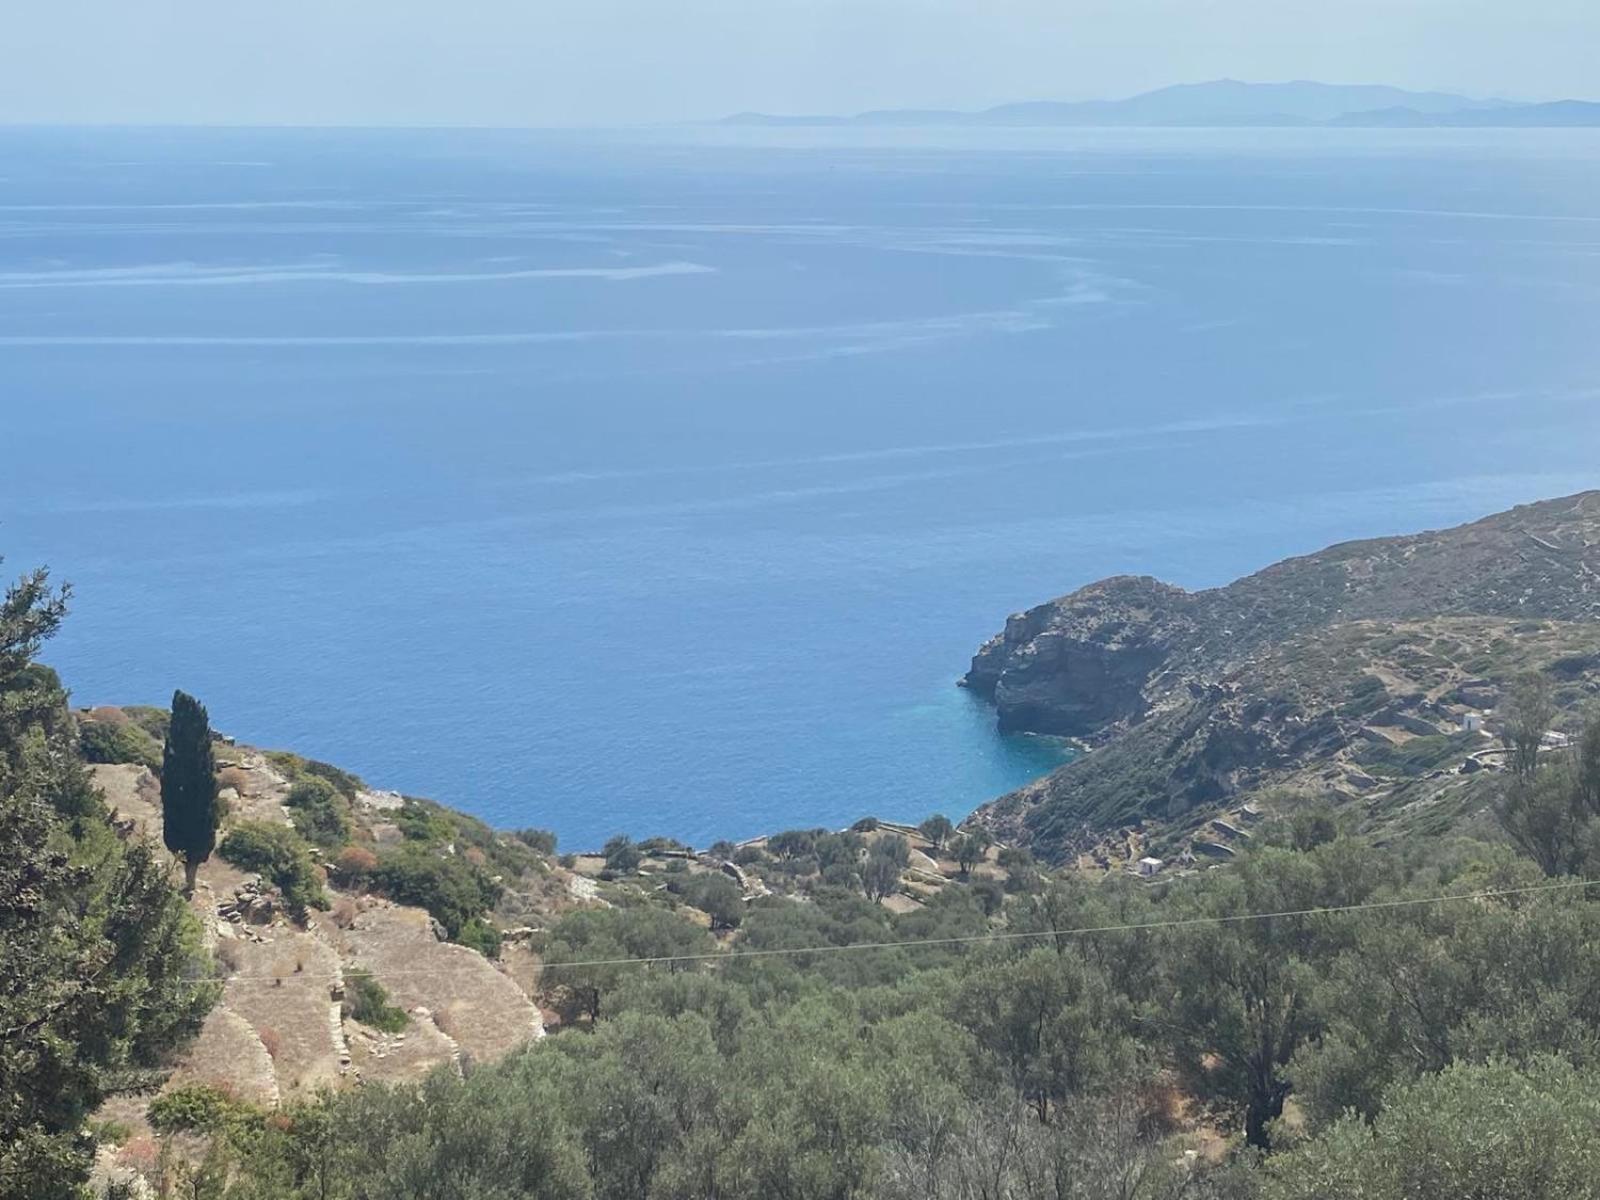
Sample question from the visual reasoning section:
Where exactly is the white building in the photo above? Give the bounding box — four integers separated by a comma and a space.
1461, 712, 1486, 735
1136, 856, 1163, 877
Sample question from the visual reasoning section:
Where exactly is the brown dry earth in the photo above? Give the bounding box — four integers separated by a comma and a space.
88, 757, 548, 1175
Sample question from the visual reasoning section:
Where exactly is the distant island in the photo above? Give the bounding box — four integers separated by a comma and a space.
721, 79, 1600, 128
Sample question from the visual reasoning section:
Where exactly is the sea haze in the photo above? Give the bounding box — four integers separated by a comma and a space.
4, 125, 1599, 847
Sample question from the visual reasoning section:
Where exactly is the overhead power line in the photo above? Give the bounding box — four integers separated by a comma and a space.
197, 875, 1600, 987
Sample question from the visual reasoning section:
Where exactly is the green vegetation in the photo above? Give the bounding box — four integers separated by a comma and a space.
218, 821, 329, 917
124, 706, 1600, 1197
0, 562, 214, 1199
602, 834, 643, 874
265, 750, 364, 799
77, 710, 162, 770
862, 833, 909, 900
515, 826, 559, 855
144, 789, 1600, 1199
15, 507, 1600, 1199
283, 776, 353, 850
917, 812, 954, 851
162, 689, 222, 895
668, 869, 746, 930
1264, 1058, 1600, 1200
369, 844, 502, 944
341, 972, 409, 1033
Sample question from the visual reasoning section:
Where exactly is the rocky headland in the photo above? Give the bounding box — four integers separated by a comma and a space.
962, 491, 1600, 862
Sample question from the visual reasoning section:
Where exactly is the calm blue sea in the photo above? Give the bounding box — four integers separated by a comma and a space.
4, 125, 1599, 847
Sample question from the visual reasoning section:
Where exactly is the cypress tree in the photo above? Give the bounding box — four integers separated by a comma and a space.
162, 689, 220, 895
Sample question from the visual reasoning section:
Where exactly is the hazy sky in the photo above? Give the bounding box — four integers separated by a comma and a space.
3, 0, 1595, 126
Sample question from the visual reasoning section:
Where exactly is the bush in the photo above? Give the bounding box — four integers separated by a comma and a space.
370, 846, 502, 941
284, 777, 352, 850
148, 1085, 255, 1136
342, 972, 409, 1032
299, 758, 363, 796
77, 714, 161, 770
671, 872, 746, 931
515, 828, 558, 855
1266, 1058, 1600, 1200
121, 705, 171, 742
396, 798, 457, 845
767, 829, 821, 860
218, 822, 329, 916
457, 917, 504, 960
331, 844, 379, 885
602, 835, 642, 874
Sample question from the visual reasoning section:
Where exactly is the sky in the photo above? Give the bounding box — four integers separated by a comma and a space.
2, 0, 1595, 127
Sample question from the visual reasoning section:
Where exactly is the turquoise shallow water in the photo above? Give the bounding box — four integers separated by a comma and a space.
4, 125, 1599, 847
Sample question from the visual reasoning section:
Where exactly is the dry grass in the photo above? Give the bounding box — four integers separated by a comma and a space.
258, 1026, 282, 1061
215, 940, 245, 973
217, 766, 253, 796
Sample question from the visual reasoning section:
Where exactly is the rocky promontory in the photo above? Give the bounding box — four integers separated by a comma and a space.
964, 491, 1600, 861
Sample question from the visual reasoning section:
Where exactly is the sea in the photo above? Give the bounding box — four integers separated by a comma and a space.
3, 124, 1598, 848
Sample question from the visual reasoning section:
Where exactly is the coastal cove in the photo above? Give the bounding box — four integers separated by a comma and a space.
6, 124, 1600, 847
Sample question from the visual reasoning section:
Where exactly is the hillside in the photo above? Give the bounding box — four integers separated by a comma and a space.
74, 709, 1009, 1192
964, 492, 1600, 861
14, 520, 1600, 1199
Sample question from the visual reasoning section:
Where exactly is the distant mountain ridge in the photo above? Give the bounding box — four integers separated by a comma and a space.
721, 79, 1599, 128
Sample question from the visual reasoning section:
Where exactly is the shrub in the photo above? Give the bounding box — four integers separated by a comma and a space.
638, 836, 691, 855
671, 871, 746, 931
77, 714, 161, 770
816, 832, 865, 872
217, 766, 252, 796
330, 896, 358, 929
121, 705, 172, 742
457, 917, 504, 960
88, 1118, 132, 1146
515, 827, 558, 855
918, 814, 955, 850
214, 939, 246, 973
284, 777, 352, 850
396, 798, 457, 845
332, 844, 379, 884
148, 1085, 254, 1135
218, 821, 329, 916
602, 835, 642, 874
370, 846, 502, 941
342, 972, 409, 1032
299, 758, 363, 796
767, 829, 821, 860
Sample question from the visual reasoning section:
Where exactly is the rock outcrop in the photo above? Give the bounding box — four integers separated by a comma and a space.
963, 576, 1196, 736
965, 492, 1600, 861
965, 492, 1600, 741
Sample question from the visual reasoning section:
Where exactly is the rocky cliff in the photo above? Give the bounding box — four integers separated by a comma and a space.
964, 492, 1600, 861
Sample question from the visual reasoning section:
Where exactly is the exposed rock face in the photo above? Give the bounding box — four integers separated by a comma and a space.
965, 492, 1600, 861
965, 492, 1600, 740
964, 577, 1195, 736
